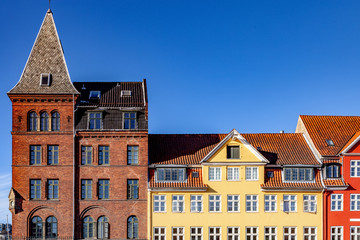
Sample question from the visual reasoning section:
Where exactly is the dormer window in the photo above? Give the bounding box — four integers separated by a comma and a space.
156, 168, 186, 182
326, 164, 340, 178
227, 146, 240, 159
121, 90, 132, 97
192, 172, 199, 178
284, 168, 314, 181
326, 139, 335, 146
89, 91, 101, 99
88, 112, 102, 129
40, 73, 51, 86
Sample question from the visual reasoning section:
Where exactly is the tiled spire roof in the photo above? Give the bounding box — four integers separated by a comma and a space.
8, 10, 79, 95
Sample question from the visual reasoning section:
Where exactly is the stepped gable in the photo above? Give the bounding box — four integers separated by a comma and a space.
8, 10, 78, 95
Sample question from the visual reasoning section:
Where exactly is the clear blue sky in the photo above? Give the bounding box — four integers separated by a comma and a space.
1, 0, 360, 222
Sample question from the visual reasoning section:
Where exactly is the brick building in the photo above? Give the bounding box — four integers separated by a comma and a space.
8, 9, 148, 239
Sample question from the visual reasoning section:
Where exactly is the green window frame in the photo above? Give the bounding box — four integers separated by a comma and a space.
30, 145, 41, 165
88, 112, 102, 130
99, 146, 110, 165
124, 112, 137, 129
127, 146, 139, 165
81, 146, 93, 165
47, 145, 59, 165
81, 180, 92, 199
30, 179, 41, 200
98, 179, 109, 200
127, 179, 139, 199
47, 179, 59, 200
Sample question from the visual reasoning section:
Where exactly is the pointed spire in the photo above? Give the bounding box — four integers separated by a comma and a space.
8, 10, 79, 95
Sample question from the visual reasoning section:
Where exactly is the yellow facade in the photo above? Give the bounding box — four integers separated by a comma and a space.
148, 139, 323, 239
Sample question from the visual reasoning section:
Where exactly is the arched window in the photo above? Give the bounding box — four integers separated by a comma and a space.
51, 111, 60, 131
97, 216, 109, 239
83, 216, 94, 239
29, 112, 37, 131
40, 112, 49, 131
31, 216, 43, 238
127, 216, 138, 239
46, 216, 57, 238
326, 164, 340, 178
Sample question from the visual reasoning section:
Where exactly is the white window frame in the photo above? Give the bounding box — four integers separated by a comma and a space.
209, 195, 221, 212
172, 227, 184, 240
153, 195, 166, 212
190, 195, 203, 212
209, 167, 222, 181
264, 227, 277, 240
172, 195, 185, 213
246, 195, 258, 212
264, 195, 277, 212
330, 194, 343, 211
303, 227, 317, 240
246, 167, 259, 181
209, 227, 221, 240
153, 227, 166, 240
227, 195, 240, 212
350, 226, 360, 239
227, 227, 240, 240
283, 195, 297, 212
303, 195, 317, 213
330, 226, 343, 240
350, 160, 360, 177
245, 227, 258, 240
350, 194, 360, 211
227, 167, 240, 181
190, 227, 203, 240
283, 227, 297, 240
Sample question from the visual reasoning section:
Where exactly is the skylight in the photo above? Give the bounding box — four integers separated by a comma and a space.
121, 90, 132, 97
89, 91, 101, 99
326, 139, 335, 146
40, 73, 51, 86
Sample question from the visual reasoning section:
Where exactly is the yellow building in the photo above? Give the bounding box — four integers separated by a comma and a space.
148, 130, 324, 240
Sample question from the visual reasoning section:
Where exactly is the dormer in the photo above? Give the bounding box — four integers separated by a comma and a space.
40, 73, 51, 86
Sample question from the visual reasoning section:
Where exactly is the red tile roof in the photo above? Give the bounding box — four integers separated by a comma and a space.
323, 178, 347, 187
149, 168, 207, 189
299, 115, 360, 156
242, 133, 320, 165
262, 169, 323, 190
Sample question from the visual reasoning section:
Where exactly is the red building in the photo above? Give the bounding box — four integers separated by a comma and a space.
8, 9, 148, 239
296, 115, 360, 240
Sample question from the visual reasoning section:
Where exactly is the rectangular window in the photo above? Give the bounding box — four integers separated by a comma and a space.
172, 227, 184, 240
227, 146, 240, 159
157, 168, 186, 182
350, 194, 360, 211
303, 227, 317, 240
303, 195, 317, 212
153, 227, 166, 240
227, 167, 240, 181
30, 179, 41, 200
350, 160, 360, 177
190, 195, 203, 212
326, 165, 340, 178
209, 167, 221, 181
81, 180, 92, 199
127, 179, 139, 200
283, 227, 296, 240
227, 227, 240, 240
209, 227, 221, 240
264, 227, 276, 240
154, 195, 166, 212
246, 167, 258, 181
330, 194, 343, 211
127, 146, 139, 165
350, 226, 360, 239
264, 195, 277, 212
209, 195, 221, 212
88, 112, 102, 129
172, 195, 185, 212
81, 146, 92, 165
283, 195, 297, 212
47, 145, 59, 165
227, 195, 240, 212
245, 227, 258, 240
246, 195, 258, 212
124, 112, 137, 129
98, 146, 109, 165
47, 179, 58, 200
330, 226, 343, 240
284, 168, 314, 181
190, 227, 202, 240
30, 145, 41, 165
98, 179, 109, 200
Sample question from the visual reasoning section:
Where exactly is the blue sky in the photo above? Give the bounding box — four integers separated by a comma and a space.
1, 0, 360, 222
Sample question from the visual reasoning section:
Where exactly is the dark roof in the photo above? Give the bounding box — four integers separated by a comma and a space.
73, 81, 146, 108
299, 115, 360, 156
8, 10, 78, 95
242, 133, 320, 165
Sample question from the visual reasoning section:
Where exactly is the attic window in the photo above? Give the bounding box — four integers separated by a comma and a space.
121, 90, 132, 97
89, 91, 101, 99
326, 139, 335, 146
40, 73, 51, 86
192, 172, 199, 178
267, 171, 274, 178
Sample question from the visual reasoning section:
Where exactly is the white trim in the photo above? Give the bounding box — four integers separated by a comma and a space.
202, 162, 266, 166
340, 134, 360, 154
149, 188, 207, 192
302, 134, 323, 164
350, 219, 360, 222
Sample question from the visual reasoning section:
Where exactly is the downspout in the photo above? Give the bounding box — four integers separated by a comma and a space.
72, 93, 76, 239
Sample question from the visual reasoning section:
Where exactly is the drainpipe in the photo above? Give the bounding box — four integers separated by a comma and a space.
72, 93, 76, 239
